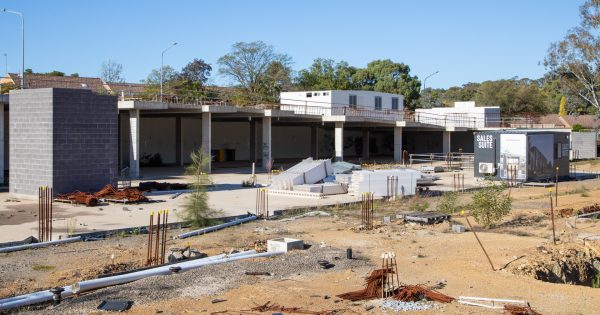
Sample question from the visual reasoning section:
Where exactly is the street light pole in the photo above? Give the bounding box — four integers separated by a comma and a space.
160, 42, 177, 102
422, 70, 439, 91
2, 9, 24, 89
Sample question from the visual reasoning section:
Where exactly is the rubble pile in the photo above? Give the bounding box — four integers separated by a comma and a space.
509, 244, 600, 286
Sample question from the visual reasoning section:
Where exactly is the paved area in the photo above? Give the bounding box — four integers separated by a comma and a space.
0, 167, 359, 243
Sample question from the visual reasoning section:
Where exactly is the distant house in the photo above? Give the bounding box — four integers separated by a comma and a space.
280, 90, 405, 111
539, 114, 600, 130
1, 73, 107, 93
0, 73, 149, 99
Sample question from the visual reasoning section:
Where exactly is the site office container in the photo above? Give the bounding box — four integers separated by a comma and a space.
473, 130, 570, 182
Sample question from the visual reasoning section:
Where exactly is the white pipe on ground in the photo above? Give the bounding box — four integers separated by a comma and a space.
0, 250, 283, 310
0, 237, 82, 253
177, 215, 258, 239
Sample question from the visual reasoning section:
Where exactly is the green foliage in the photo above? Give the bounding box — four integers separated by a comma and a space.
218, 41, 292, 101
182, 147, 221, 228
437, 192, 461, 214
296, 58, 357, 91
559, 95, 567, 116
470, 178, 512, 228
408, 197, 429, 212
572, 124, 586, 132
474, 79, 550, 116
353, 59, 421, 109
593, 272, 600, 288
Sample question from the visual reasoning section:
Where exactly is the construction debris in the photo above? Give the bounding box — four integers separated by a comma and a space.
504, 303, 543, 315
380, 299, 433, 312
247, 301, 344, 315
557, 203, 600, 218
332, 161, 361, 174
56, 184, 148, 206
393, 285, 454, 303
397, 211, 451, 224
337, 268, 392, 301
270, 158, 333, 190
97, 300, 133, 312
95, 184, 148, 203
138, 181, 189, 191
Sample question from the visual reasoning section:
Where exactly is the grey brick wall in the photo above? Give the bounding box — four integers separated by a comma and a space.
571, 131, 597, 160
9, 88, 118, 196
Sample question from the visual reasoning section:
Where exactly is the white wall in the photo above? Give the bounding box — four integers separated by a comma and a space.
280, 90, 404, 112
415, 101, 501, 128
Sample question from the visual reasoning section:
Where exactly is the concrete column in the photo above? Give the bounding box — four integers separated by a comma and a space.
335, 122, 344, 161
442, 131, 452, 154
175, 116, 182, 166
129, 109, 140, 178
0, 104, 4, 185
202, 112, 212, 173
393, 127, 403, 162
249, 120, 256, 162
262, 117, 272, 170
310, 126, 318, 159
362, 128, 370, 160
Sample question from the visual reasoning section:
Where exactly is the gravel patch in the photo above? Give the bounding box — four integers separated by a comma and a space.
20, 244, 372, 314
380, 299, 434, 311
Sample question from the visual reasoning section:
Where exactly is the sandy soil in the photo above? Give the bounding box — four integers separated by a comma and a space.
1, 164, 600, 314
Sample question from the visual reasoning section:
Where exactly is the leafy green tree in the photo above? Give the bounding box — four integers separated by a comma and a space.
437, 192, 462, 214
179, 58, 212, 85
296, 58, 357, 90
181, 147, 222, 227
470, 178, 512, 228
218, 41, 292, 101
474, 79, 550, 115
353, 59, 421, 109
258, 60, 294, 102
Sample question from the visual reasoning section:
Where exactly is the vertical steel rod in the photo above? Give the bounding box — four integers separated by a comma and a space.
155, 211, 161, 265
549, 191, 557, 245
147, 212, 153, 264
465, 216, 495, 271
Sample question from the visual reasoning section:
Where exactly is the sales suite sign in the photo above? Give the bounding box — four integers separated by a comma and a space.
476, 134, 494, 149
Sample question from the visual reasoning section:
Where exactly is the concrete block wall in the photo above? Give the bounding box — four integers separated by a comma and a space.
10, 88, 118, 196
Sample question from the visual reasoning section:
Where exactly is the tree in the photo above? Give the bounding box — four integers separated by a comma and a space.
181, 147, 222, 227
296, 58, 357, 90
46, 71, 65, 76
545, 0, 600, 113
559, 95, 567, 116
218, 41, 292, 98
474, 79, 550, 116
353, 59, 421, 109
259, 60, 293, 102
70, 73, 79, 77
470, 178, 512, 228
100, 59, 124, 83
179, 59, 212, 85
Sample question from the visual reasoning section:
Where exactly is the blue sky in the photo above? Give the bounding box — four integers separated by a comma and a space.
0, 0, 585, 88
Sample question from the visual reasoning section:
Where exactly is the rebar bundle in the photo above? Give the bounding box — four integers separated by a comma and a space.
146, 210, 168, 266
38, 186, 53, 242
453, 173, 465, 192
387, 176, 399, 199
361, 192, 374, 230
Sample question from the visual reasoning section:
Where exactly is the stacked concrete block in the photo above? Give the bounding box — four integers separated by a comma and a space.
9, 88, 118, 196
270, 158, 333, 190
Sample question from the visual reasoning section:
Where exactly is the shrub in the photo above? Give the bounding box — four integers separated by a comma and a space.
572, 124, 585, 132
470, 178, 512, 228
437, 192, 461, 214
181, 147, 222, 228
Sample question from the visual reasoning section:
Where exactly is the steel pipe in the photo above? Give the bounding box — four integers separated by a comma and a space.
177, 215, 257, 239
0, 237, 81, 253
0, 249, 281, 310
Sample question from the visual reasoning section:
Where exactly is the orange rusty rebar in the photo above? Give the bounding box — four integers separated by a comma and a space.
147, 211, 154, 265
154, 210, 161, 265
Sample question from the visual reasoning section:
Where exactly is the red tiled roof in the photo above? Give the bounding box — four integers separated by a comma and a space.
539, 114, 600, 129
8, 73, 107, 93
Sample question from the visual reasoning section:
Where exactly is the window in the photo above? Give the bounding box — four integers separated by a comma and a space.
306, 92, 312, 98
349, 95, 357, 108
392, 97, 399, 110
314, 92, 320, 96
375, 96, 382, 110
323, 92, 329, 96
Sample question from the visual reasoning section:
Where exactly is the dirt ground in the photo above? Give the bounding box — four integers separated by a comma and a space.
1, 162, 600, 314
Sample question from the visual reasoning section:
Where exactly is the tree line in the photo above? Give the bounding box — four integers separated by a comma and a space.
4, 0, 599, 117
